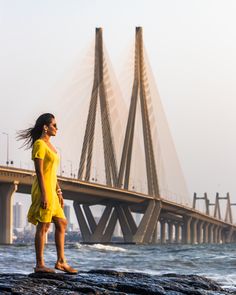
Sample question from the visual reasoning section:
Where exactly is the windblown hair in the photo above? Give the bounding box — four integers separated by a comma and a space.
17, 113, 55, 149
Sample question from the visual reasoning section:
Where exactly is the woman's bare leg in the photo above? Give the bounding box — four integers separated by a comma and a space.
35, 222, 51, 268
53, 217, 77, 273
53, 217, 67, 263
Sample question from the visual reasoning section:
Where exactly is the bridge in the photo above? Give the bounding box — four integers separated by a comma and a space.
1, 27, 236, 244
0, 166, 236, 244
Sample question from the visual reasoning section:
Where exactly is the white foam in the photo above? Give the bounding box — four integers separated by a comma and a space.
88, 244, 127, 252
74, 243, 82, 249
204, 273, 236, 287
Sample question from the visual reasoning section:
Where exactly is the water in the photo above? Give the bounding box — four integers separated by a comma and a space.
0, 243, 236, 291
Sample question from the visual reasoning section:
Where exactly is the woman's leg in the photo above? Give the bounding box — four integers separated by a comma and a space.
35, 222, 51, 268
53, 217, 77, 273
53, 217, 67, 263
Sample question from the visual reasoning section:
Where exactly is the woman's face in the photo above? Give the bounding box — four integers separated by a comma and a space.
46, 117, 58, 137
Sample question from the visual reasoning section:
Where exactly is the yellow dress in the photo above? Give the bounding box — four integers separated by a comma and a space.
28, 139, 65, 225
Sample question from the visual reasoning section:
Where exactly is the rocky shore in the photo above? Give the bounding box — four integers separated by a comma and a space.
0, 270, 234, 294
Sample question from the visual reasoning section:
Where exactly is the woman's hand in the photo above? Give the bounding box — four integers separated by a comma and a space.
57, 192, 64, 208
56, 185, 64, 208
41, 193, 48, 209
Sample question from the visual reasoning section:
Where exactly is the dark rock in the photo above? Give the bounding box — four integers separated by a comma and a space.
0, 284, 13, 292
0, 270, 233, 295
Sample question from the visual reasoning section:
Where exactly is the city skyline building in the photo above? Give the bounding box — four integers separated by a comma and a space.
13, 202, 23, 229
64, 204, 71, 224
64, 203, 74, 231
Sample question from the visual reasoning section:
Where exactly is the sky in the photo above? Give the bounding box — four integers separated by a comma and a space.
1, 0, 236, 224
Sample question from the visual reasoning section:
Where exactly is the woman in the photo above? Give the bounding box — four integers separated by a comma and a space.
18, 113, 77, 274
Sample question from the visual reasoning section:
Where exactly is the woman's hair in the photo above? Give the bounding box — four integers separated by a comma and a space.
17, 113, 55, 149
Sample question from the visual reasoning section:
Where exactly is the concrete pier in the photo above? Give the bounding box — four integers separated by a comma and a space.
0, 181, 18, 244
203, 222, 209, 243
182, 216, 192, 244
160, 221, 166, 244
175, 224, 181, 243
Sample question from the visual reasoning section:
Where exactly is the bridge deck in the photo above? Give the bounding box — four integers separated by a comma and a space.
0, 166, 235, 229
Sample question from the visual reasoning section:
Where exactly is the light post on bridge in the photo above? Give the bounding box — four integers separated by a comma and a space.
2, 132, 13, 166
67, 160, 75, 178
130, 178, 135, 191
91, 166, 97, 182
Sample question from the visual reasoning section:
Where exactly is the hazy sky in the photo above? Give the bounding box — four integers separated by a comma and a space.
1, 0, 236, 221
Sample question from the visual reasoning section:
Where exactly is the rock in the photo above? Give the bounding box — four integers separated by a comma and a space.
0, 270, 233, 295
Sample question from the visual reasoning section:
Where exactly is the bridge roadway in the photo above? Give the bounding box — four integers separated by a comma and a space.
0, 166, 236, 244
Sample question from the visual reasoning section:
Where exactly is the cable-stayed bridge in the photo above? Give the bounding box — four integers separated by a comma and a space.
0, 28, 236, 244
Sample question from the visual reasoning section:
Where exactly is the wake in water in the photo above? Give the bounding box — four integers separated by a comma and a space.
87, 244, 127, 252
68, 243, 127, 252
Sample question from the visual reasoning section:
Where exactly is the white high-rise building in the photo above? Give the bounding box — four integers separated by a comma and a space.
64, 204, 74, 231
13, 202, 23, 229
64, 204, 71, 224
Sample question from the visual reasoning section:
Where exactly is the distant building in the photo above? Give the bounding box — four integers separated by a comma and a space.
64, 204, 71, 224
24, 221, 35, 233
64, 204, 73, 231
13, 202, 23, 229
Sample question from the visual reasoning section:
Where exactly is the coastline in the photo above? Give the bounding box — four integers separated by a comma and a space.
0, 270, 233, 295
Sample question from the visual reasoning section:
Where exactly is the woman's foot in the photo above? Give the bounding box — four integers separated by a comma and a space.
55, 261, 78, 274
34, 266, 55, 273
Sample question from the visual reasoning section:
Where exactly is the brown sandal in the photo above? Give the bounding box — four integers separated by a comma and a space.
55, 262, 78, 274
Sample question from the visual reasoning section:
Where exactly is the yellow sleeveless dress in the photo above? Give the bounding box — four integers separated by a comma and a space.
28, 139, 66, 225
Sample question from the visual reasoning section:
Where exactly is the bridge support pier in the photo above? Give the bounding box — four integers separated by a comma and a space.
160, 221, 166, 244
218, 227, 222, 243
191, 219, 198, 244
203, 222, 209, 243
73, 202, 118, 243
208, 224, 214, 243
221, 230, 226, 243
197, 221, 203, 244
151, 223, 158, 244
168, 222, 174, 243
225, 226, 234, 243
213, 226, 219, 243
73, 200, 161, 244
73, 202, 93, 242
0, 182, 18, 244
119, 200, 162, 243
232, 232, 236, 243
182, 216, 192, 244
175, 224, 181, 243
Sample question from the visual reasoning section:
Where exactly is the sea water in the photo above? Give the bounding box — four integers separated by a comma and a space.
0, 243, 236, 291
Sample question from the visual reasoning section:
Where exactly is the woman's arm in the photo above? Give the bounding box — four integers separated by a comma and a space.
34, 158, 48, 209
56, 181, 64, 208
56, 182, 61, 192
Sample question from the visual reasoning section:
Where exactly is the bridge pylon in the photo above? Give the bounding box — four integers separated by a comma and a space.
224, 193, 233, 223
193, 192, 210, 215
118, 27, 159, 198
71, 26, 236, 244
192, 192, 234, 222
73, 27, 163, 244
78, 27, 118, 186
213, 193, 222, 220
